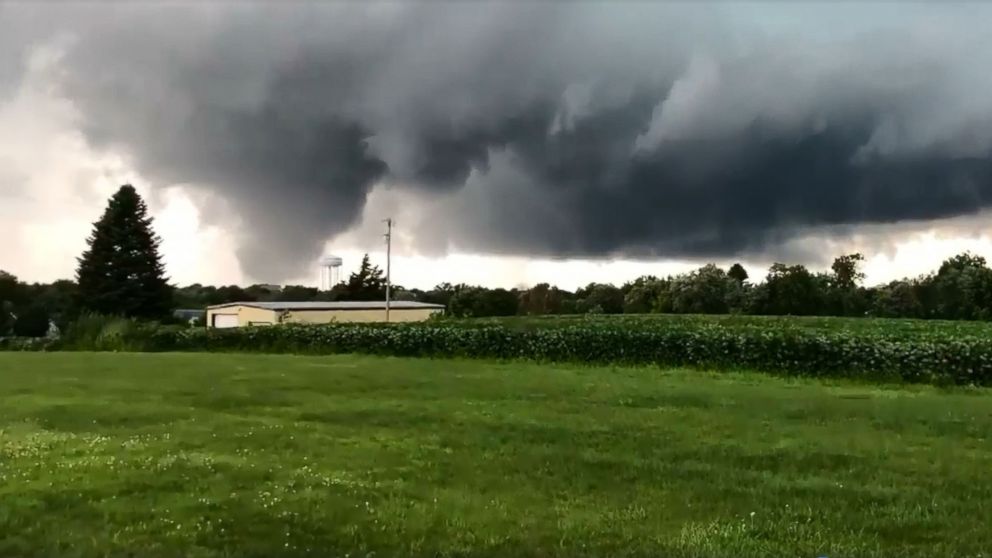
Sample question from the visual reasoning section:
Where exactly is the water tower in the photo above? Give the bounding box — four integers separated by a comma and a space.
319, 255, 343, 290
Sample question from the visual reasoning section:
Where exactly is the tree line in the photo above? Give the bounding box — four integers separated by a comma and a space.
5, 185, 992, 336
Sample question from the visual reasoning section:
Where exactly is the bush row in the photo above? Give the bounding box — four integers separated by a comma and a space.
8, 315, 989, 386
103, 322, 992, 386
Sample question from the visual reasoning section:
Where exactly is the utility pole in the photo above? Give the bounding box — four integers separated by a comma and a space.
384, 218, 392, 322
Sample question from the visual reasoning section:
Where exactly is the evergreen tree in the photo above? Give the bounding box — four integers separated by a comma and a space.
76, 185, 173, 318
344, 254, 386, 301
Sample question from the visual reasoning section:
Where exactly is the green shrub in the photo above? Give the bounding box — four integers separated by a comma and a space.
130, 321, 992, 386
59, 313, 180, 351
18, 314, 992, 386
0, 336, 55, 351
61, 313, 116, 349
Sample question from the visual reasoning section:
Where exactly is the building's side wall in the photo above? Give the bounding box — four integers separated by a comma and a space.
206, 306, 279, 327
284, 308, 441, 324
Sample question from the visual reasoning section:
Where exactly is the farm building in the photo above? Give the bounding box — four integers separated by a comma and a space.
205, 301, 444, 328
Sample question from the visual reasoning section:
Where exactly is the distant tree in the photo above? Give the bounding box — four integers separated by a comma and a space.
728, 263, 749, 284
670, 265, 737, 314
753, 263, 828, 316
481, 288, 520, 317
0, 271, 25, 334
244, 284, 280, 302
827, 253, 868, 316
0, 271, 24, 304
576, 283, 624, 314
927, 252, 992, 320
871, 280, 923, 318
422, 283, 460, 307
831, 253, 866, 290
449, 286, 518, 317
315, 283, 349, 302
519, 283, 564, 315
938, 252, 988, 275
26, 279, 78, 329
278, 285, 319, 301
173, 283, 205, 308
622, 276, 669, 314
447, 287, 479, 317
75, 185, 173, 319
0, 301, 14, 336
623, 285, 654, 314
343, 254, 386, 301
13, 304, 50, 337
391, 286, 419, 302
218, 285, 256, 304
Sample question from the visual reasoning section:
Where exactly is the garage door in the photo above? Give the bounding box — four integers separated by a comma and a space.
212, 314, 239, 328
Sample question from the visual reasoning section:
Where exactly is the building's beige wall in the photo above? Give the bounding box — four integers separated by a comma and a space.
206, 306, 441, 327
284, 308, 441, 324
206, 306, 278, 327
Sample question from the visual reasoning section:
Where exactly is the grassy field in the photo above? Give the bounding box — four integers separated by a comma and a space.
1, 353, 991, 557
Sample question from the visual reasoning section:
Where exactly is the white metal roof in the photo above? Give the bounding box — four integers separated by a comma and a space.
206, 301, 445, 311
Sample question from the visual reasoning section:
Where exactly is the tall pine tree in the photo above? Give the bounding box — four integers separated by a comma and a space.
76, 185, 173, 318
343, 254, 386, 301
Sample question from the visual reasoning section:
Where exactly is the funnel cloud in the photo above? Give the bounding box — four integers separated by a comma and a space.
3, 3, 992, 280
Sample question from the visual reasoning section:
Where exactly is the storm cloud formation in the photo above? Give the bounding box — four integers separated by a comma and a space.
4, 3, 992, 279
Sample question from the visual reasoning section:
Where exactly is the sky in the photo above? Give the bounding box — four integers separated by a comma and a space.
3, 2, 992, 291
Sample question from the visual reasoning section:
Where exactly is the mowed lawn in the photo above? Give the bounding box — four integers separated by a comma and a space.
1, 354, 991, 557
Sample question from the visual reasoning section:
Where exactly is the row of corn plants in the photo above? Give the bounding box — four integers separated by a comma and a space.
116, 321, 992, 386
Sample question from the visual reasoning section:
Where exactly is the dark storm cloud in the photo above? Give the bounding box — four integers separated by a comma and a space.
3, 2, 992, 279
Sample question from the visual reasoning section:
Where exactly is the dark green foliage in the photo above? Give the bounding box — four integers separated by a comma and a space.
58, 313, 181, 352
449, 286, 519, 317
12, 305, 50, 337
728, 263, 749, 284
576, 283, 623, 314
518, 283, 564, 315
173, 284, 257, 308
420, 282, 459, 307
277, 285, 320, 301
75, 185, 173, 319
622, 276, 668, 314
928, 252, 992, 320
0, 300, 14, 336
826, 254, 869, 316
752, 263, 829, 316
670, 265, 739, 314
0, 271, 25, 334
872, 280, 923, 318
243, 283, 281, 301
341, 254, 386, 301
27, 279, 79, 329
16, 249, 992, 322
831, 253, 865, 290
97, 316, 992, 386
0, 270, 25, 305
2, 273, 76, 334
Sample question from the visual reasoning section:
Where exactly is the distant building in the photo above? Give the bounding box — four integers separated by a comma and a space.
205, 301, 444, 328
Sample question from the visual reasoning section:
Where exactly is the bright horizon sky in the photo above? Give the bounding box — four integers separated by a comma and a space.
3, 88, 991, 291
11, 178, 992, 291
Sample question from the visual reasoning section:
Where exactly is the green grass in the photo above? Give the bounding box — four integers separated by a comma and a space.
1, 353, 991, 557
